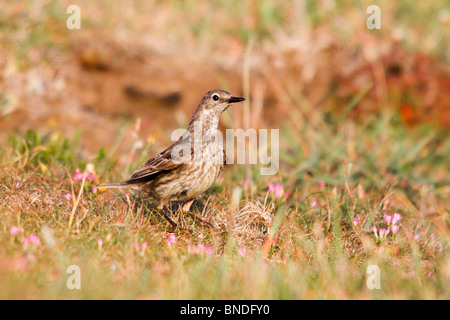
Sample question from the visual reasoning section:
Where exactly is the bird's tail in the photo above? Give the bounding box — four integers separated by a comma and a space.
97, 182, 139, 190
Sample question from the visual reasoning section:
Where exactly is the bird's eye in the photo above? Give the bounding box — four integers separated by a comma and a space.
212, 94, 219, 101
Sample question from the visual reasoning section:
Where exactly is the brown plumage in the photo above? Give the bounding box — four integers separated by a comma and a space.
100, 90, 245, 229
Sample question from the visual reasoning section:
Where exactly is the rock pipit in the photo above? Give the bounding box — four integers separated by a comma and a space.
100, 90, 245, 229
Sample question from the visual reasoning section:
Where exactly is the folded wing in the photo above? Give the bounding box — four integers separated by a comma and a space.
124, 134, 191, 185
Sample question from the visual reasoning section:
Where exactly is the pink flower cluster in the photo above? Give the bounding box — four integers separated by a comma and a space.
135, 241, 148, 256
23, 234, 41, 249
268, 183, 283, 199
414, 230, 435, 242
188, 243, 212, 255
10, 227, 41, 250
384, 213, 402, 233
73, 169, 95, 182
372, 213, 402, 241
167, 234, 177, 245
64, 168, 98, 201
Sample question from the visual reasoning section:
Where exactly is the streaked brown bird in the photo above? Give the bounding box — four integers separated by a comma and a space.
100, 90, 245, 229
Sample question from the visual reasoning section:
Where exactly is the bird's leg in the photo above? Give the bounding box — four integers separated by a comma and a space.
156, 201, 178, 230
183, 200, 215, 229
182, 199, 194, 213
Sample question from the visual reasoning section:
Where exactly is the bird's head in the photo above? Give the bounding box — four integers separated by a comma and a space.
188, 90, 245, 129
201, 90, 245, 114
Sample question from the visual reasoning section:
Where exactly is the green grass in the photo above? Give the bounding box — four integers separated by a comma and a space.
0, 109, 448, 299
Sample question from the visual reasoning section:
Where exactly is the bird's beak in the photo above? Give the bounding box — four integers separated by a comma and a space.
228, 96, 245, 103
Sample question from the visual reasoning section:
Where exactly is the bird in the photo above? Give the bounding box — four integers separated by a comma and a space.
100, 90, 245, 229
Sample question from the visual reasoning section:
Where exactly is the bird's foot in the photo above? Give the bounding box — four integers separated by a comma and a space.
158, 210, 179, 230
158, 210, 194, 233
187, 212, 216, 230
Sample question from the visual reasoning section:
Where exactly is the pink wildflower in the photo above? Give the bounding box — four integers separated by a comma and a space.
268, 183, 283, 199
391, 225, 399, 234
376, 246, 385, 254
272, 235, 279, 246
274, 184, 283, 198
74, 169, 83, 182
63, 193, 73, 201
189, 243, 212, 255
352, 219, 359, 226
238, 247, 247, 257
380, 228, 390, 236
167, 234, 177, 245
28, 234, 41, 245
10, 226, 19, 236
357, 187, 365, 199
23, 234, 41, 249
97, 238, 103, 249
135, 241, 148, 255
384, 215, 393, 224
392, 213, 402, 224
74, 169, 95, 182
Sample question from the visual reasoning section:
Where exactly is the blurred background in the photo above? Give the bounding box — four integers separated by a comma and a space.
0, 0, 448, 155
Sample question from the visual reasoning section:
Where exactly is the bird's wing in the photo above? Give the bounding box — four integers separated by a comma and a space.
124, 134, 191, 185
